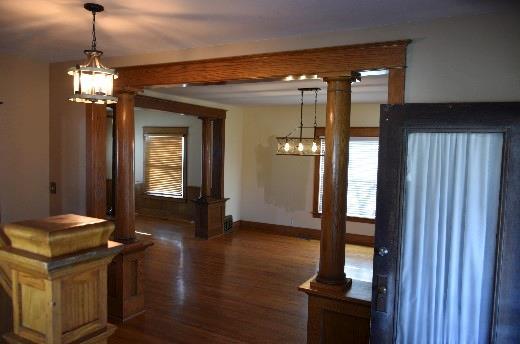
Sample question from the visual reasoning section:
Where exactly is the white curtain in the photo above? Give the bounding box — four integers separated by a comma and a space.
396, 133, 503, 344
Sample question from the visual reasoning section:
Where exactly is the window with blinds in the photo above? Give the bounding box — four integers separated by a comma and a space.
317, 134, 379, 220
143, 127, 188, 199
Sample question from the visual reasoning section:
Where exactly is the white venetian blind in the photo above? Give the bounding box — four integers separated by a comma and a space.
144, 128, 187, 198
318, 137, 379, 219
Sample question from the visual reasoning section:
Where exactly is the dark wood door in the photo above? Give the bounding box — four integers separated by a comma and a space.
371, 103, 520, 343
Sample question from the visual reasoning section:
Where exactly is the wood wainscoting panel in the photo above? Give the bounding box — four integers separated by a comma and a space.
135, 183, 200, 222
61, 269, 102, 336
237, 220, 374, 247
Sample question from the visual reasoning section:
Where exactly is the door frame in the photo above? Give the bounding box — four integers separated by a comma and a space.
371, 102, 520, 343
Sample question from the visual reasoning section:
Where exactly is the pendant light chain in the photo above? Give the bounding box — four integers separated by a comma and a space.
313, 89, 318, 128
275, 87, 322, 156
299, 89, 304, 142
91, 10, 97, 51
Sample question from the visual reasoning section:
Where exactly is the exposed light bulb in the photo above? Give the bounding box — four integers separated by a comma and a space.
311, 141, 318, 152
297, 142, 304, 152
283, 142, 291, 152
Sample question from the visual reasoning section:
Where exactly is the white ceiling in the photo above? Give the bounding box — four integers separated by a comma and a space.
0, 0, 514, 62
151, 74, 388, 105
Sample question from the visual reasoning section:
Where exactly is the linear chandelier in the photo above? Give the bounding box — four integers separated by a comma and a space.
276, 88, 322, 156
68, 3, 118, 104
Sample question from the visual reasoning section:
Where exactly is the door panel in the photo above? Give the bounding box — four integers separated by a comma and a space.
371, 103, 520, 344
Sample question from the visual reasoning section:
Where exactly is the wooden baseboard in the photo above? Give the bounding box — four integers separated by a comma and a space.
236, 220, 374, 247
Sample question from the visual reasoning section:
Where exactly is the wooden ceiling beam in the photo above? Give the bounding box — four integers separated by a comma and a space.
116, 40, 410, 89
134, 94, 226, 119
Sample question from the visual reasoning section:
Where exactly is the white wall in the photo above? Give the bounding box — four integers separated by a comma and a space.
240, 104, 380, 235
0, 55, 49, 223
134, 108, 202, 187
49, 11, 520, 224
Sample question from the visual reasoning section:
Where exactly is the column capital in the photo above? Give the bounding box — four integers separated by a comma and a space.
114, 86, 142, 96
322, 72, 361, 84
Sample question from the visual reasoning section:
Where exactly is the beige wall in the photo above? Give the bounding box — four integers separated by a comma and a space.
240, 104, 380, 235
49, 11, 520, 225
0, 55, 49, 223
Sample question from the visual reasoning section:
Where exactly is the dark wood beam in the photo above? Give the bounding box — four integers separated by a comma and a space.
116, 40, 410, 89
134, 95, 226, 119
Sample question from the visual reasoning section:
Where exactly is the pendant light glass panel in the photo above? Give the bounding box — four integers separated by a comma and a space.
68, 51, 118, 104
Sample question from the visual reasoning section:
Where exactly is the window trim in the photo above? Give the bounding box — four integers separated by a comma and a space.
143, 126, 189, 202
312, 126, 379, 224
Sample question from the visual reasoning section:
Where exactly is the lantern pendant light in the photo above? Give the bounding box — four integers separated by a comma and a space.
68, 3, 118, 104
276, 88, 322, 156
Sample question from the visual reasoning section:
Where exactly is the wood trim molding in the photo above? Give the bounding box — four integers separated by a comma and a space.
236, 220, 374, 247
388, 68, 406, 104
135, 94, 226, 119
116, 40, 410, 89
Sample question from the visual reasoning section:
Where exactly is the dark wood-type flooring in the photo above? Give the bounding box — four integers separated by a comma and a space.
109, 216, 373, 344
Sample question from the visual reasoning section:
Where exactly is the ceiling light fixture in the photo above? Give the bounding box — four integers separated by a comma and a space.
276, 88, 323, 156
68, 3, 118, 104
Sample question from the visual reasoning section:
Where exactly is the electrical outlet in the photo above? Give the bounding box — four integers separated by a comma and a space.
50, 182, 57, 194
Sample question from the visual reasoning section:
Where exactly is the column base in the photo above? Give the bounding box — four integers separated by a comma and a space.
108, 238, 153, 323
299, 275, 372, 344
310, 276, 352, 292
4, 324, 117, 344
192, 197, 229, 239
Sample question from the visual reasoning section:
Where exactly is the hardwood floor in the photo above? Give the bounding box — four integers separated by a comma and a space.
109, 216, 373, 344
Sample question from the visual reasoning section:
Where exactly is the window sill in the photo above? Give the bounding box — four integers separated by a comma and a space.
312, 212, 375, 224
141, 193, 187, 203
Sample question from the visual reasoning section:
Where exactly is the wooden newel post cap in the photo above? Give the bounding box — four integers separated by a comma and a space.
3, 214, 115, 258
0, 214, 122, 344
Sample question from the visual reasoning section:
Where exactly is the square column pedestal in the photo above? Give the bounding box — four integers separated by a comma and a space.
299, 276, 372, 344
0, 214, 123, 344
193, 198, 229, 239
107, 238, 153, 322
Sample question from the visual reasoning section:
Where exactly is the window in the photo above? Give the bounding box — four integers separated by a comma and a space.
313, 127, 379, 223
143, 127, 188, 199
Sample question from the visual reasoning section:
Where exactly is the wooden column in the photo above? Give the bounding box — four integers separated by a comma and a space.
211, 118, 225, 199
194, 118, 228, 239
86, 104, 107, 219
114, 92, 136, 242
200, 118, 213, 198
316, 76, 352, 287
300, 74, 371, 343
107, 92, 153, 323
388, 68, 406, 105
